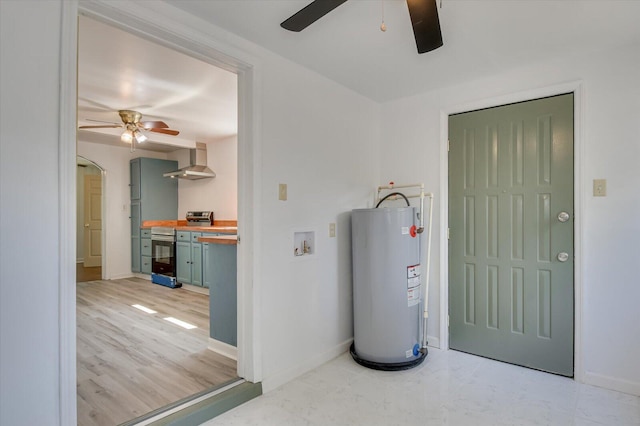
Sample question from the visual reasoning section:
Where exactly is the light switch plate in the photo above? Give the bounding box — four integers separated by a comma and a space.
278, 183, 287, 201
593, 179, 607, 197
329, 223, 336, 238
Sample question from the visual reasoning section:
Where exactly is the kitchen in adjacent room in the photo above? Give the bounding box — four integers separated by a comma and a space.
75, 15, 241, 426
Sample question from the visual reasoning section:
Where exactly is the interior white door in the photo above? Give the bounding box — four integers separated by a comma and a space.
83, 174, 102, 267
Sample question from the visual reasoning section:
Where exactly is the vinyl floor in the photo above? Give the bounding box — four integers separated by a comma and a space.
77, 277, 237, 426
202, 348, 640, 425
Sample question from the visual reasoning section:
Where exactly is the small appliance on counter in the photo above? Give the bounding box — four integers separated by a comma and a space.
186, 211, 214, 226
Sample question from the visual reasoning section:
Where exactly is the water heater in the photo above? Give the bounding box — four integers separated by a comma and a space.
351, 206, 427, 370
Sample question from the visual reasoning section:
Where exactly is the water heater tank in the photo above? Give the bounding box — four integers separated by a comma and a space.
351, 207, 427, 370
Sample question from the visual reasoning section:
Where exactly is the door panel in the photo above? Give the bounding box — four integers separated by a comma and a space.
83, 174, 102, 267
449, 94, 574, 376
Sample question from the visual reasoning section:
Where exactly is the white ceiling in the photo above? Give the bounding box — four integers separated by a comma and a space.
170, 0, 640, 102
77, 15, 237, 152
77, 1, 640, 151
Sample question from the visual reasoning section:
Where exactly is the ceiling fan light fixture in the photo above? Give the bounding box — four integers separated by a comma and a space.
121, 129, 133, 143
134, 130, 148, 143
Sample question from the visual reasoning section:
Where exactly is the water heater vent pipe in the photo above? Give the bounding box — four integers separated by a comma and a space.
376, 182, 434, 350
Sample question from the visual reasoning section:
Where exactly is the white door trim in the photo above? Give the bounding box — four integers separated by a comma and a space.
439, 81, 584, 382
59, 2, 263, 424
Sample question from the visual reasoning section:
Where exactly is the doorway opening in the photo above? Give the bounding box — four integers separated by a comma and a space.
77, 156, 104, 283
77, 10, 255, 424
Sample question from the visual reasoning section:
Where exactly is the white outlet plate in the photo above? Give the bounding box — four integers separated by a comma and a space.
593, 179, 607, 197
279, 183, 287, 201
329, 223, 336, 238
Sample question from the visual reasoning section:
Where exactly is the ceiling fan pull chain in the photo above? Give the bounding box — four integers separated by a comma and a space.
380, 0, 387, 32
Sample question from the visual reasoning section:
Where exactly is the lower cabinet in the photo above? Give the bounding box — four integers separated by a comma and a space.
206, 241, 237, 346
176, 231, 217, 287
176, 240, 192, 284
203, 243, 211, 289
191, 242, 203, 286
141, 234, 152, 274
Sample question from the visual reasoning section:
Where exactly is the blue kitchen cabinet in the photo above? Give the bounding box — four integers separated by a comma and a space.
191, 240, 203, 286
130, 201, 141, 272
129, 157, 178, 273
176, 231, 207, 286
201, 232, 221, 289
140, 229, 152, 274
176, 231, 193, 285
207, 240, 237, 346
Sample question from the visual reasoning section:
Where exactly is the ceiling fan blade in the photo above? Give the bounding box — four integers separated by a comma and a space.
406, 0, 443, 54
281, 0, 348, 32
79, 124, 122, 129
139, 120, 169, 130
85, 118, 121, 125
148, 128, 180, 136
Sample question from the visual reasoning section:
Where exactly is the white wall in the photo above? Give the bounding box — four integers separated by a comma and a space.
173, 137, 238, 220
0, 1, 380, 423
379, 43, 640, 395
257, 52, 380, 389
77, 140, 169, 279
0, 2, 64, 424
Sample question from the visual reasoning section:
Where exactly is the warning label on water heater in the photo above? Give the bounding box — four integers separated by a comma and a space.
407, 264, 421, 307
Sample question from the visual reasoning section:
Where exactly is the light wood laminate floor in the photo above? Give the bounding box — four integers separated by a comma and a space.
77, 277, 237, 426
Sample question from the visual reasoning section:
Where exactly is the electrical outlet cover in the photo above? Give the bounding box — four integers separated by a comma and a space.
279, 183, 287, 201
593, 179, 606, 197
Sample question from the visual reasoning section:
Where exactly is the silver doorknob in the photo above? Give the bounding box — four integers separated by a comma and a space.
557, 212, 570, 223
557, 252, 569, 262
84, 223, 90, 227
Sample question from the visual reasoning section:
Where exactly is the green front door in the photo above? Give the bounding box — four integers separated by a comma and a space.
448, 93, 574, 376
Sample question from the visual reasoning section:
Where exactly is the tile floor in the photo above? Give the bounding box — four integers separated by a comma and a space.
201, 347, 640, 425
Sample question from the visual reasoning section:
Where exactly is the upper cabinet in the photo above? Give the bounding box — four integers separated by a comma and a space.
130, 157, 141, 200
130, 157, 178, 218
130, 157, 178, 273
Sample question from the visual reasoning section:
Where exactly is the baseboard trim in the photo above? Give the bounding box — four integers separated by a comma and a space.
208, 338, 237, 361
261, 338, 353, 393
426, 335, 440, 349
583, 371, 640, 396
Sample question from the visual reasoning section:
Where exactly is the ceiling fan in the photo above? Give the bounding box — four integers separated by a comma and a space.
280, 0, 443, 54
79, 110, 180, 148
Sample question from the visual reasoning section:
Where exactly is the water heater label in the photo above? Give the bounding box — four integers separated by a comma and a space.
401, 226, 409, 235
407, 276, 420, 288
407, 264, 421, 278
407, 264, 421, 306
408, 287, 421, 306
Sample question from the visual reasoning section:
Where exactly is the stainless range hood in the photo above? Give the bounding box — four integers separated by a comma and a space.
163, 142, 216, 180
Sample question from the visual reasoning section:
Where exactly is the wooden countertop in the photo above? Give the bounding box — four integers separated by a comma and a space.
198, 235, 238, 245
141, 220, 237, 234
176, 226, 237, 234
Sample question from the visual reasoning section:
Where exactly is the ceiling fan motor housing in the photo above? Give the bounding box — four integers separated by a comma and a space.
119, 110, 142, 124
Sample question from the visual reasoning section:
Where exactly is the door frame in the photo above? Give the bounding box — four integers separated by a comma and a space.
438, 81, 584, 382
58, 1, 263, 424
